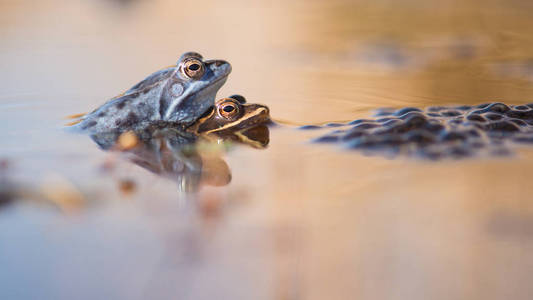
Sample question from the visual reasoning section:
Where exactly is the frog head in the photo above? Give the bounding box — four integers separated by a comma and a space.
161, 52, 232, 124
188, 96, 270, 135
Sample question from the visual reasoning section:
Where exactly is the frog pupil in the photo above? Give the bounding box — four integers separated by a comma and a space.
223, 105, 235, 112
188, 63, 200, 71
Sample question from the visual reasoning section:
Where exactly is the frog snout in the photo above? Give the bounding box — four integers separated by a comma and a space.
207, 59, 231, 74
214, 60, 228, 67
256, 106, 270, 122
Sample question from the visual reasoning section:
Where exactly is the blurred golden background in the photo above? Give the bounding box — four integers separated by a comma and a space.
1, 0, 533, 299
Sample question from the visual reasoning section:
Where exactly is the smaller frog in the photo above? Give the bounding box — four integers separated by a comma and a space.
71, 52, 231, 133
187, 95, 270, 135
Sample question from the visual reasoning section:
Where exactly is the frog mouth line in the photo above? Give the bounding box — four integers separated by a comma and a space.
207, 73, 229, 88
192, 68, 230, 95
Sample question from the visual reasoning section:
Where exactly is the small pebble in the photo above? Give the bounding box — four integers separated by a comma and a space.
118, 179, 136, 195
117, 131, 139, 150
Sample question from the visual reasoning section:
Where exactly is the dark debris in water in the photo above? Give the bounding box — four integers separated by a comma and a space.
310, 102, 533, 160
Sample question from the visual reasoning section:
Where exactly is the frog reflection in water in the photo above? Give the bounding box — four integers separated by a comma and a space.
90, 96, 270, 193
70, 52, 231, 133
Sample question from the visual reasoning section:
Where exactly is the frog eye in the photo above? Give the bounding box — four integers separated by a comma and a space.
182, 59, 205, 79
218, 100, 240, 120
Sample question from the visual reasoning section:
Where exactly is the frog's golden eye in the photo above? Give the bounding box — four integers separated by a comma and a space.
217, 100, 240, 120
182, 59, 205, 79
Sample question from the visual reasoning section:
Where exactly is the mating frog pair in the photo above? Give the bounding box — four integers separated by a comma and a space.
71, 52, 270, 136
68, 51, 270, 192
87, 95, 270, 193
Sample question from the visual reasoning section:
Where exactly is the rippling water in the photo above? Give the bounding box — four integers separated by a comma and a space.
2, 0, 533, 299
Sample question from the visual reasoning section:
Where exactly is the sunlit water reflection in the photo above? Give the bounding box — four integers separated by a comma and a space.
2, 0, 533, 299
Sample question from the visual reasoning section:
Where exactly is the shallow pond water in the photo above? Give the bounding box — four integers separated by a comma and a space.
2, 0, 533, 299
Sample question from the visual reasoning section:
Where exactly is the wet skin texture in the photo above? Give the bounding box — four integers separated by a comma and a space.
72, 52, 231, 133
306, 102, 533, 159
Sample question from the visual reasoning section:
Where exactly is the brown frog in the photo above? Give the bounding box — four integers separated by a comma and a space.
187, 95, 270, 135
186, 95, 270, 148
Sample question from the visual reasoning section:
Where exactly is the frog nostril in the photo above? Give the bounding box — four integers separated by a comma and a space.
214, 60, 227, 67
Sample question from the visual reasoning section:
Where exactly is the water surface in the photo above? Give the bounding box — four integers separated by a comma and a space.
2, 0, 533, 299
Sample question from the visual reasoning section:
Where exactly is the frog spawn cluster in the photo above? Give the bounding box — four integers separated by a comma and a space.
306, 102, 533, 159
